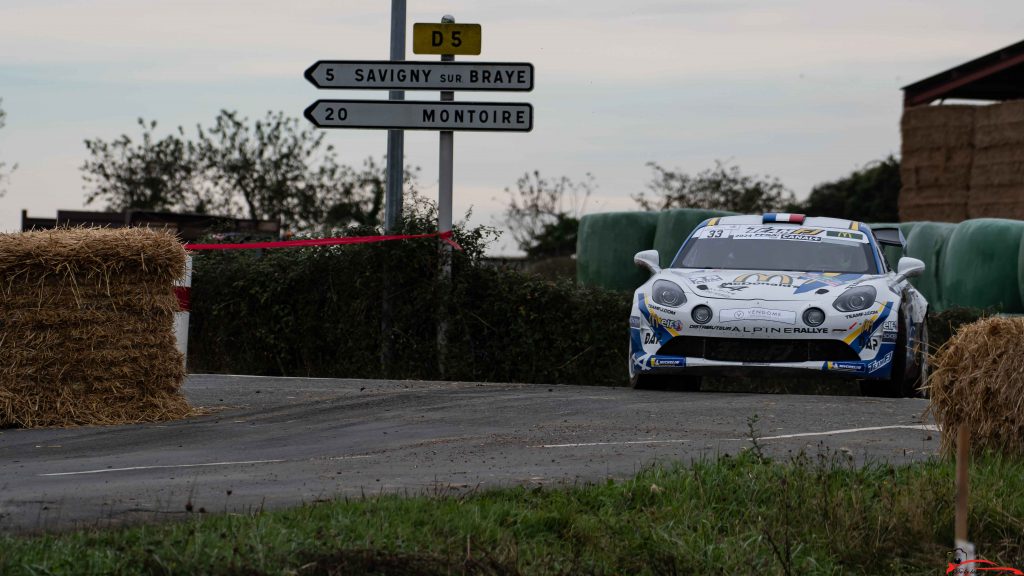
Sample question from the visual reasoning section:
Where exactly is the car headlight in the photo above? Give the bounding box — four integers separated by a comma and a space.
803, 307, 825, 326
691, 305, 713, 324
651, 280, 686, 307
832, 285, 876, 312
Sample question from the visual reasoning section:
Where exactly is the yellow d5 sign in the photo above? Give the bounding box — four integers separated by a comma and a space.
413, 23, 481, 55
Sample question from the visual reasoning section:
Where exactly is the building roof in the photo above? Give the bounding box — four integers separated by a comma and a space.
903, 39, 1024, 108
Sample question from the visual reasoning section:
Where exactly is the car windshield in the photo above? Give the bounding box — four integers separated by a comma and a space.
672, 224, 878, 274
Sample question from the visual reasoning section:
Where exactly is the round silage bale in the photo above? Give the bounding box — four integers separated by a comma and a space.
576, 211, 660, 291
904, 222, 956, 311
941, 218, 1024, 313
652, 209, 735, 267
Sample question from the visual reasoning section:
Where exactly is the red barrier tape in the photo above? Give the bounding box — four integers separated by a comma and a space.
174, 286, 191, 312
184, 230, 462, 251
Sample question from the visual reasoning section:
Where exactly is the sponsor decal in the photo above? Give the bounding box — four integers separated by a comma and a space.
845, 311, 872, 319
827, 361, 865, 373
647, 303, 678, 314
882, 330, 898, 342
687, 274, 723, 284
883, 320, 897, 331
719, 307, 797, 325
867, 351, 893, 372
643, 332, 659, 345
688, 324, 829, 334
728, 272, 794, 286
826, 230, 863, 241
629, 316, 642, 329
780, 234, 822, 242
650, 357, 685, 367
865, 336, 880, 351
650, 313, 683, 332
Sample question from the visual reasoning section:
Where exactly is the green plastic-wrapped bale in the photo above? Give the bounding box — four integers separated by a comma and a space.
904, 222, 956, 311
652, 209, 735, 267
577, 212, 660, 291
941, 219, 1024, 313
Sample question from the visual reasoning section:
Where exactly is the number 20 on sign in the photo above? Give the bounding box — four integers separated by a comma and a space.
413, 23, 482, 55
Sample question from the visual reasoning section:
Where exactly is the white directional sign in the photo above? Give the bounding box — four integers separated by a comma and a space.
305, 61, 533, 92
304, 100, 533, 132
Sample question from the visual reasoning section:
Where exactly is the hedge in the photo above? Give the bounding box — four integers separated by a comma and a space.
188, 211, 630, 386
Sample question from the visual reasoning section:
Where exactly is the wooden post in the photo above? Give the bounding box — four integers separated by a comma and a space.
954, 425, 974, 569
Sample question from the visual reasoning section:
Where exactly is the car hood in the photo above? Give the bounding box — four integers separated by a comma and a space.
661, 268, 882, 301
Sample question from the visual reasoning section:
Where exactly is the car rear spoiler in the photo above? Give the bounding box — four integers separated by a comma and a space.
869, 224, 906, 248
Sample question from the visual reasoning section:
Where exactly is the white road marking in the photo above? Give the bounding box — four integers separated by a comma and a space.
534, 424, 939, 449
746, 424, 939, 441
40, 459, 286, 477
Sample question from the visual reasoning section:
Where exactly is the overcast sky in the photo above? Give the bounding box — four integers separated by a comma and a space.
0, 0, 1020, 253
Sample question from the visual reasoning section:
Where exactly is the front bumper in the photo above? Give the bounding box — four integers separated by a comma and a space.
629, 293, 897, 380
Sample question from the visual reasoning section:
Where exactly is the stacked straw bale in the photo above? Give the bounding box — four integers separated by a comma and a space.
970, 100, 1024, 219
0, 228, 191, 427
899, 105, 976, 222
926, 316, 1024, 456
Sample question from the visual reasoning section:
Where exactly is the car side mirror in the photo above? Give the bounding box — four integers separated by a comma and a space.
895, 257, 925, 283
634, 249, 661, 274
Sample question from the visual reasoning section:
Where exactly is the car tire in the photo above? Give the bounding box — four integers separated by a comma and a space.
859, 310, 921, 398
630, 370, 701, 392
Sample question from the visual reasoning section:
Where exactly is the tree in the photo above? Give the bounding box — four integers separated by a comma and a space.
796, 156, 900, 222
0, 99, 15, 197
634, 161, 795, 213
500, 171, 593, 258
82, 119, 206, 213
195, 110, 351, 231
81, 110, 416, 231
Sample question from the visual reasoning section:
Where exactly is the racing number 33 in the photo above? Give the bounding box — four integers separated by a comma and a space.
413, 23, 482, 55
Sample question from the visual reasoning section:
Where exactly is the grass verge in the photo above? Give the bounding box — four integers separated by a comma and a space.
1, 450, 1022, 575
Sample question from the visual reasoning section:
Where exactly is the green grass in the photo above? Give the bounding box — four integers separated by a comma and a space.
2, 450, 1022, 575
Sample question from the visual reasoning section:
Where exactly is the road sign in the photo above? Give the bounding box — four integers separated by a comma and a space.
304, 61, 533, 92
304, 100, 532, 132
413, 23, 481, 55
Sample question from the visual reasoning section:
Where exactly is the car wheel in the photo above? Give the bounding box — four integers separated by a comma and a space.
629, 365, 700, 391
859, 310, 919, 398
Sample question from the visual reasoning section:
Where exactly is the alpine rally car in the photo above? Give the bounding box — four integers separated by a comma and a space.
628, 214, 929, 397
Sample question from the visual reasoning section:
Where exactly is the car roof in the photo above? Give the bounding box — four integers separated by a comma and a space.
708, 214, 867, 230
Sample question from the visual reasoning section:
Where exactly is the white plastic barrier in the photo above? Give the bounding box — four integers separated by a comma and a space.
173, 255, 192, 368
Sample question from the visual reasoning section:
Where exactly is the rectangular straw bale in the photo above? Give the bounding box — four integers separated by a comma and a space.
974, 100, 1024, 128
899, 184, 968, 205
898, 196, 968, 222
901, 105, 976, 152
0, 227, 191, 428
968, 192, 1024, 219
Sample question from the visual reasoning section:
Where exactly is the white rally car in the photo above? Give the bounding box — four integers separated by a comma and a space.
629, 214, 929, 397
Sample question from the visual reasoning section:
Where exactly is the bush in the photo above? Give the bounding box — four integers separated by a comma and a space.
189, 206, 630, 386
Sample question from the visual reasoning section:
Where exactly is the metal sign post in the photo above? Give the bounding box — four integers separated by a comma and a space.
436, 14, 456, 377
303, 12, 533, 379
385, 0, 406, 232
382, 0, 406, 377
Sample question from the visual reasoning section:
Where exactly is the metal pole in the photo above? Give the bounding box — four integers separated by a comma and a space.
437, 14, 455, 378
382, 0, 405, 376
384, 0, 406, 232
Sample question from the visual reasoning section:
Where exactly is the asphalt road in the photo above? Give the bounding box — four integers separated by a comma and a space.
0, 375, 939, 533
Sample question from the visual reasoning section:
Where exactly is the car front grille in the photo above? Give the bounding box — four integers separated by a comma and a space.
657, 336, 860, 363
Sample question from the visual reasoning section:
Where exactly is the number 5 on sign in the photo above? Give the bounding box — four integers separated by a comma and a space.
413, 23, 481, 55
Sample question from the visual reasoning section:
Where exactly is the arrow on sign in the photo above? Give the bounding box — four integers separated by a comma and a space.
304, 61, 534, 92
303, 100, 533, 132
